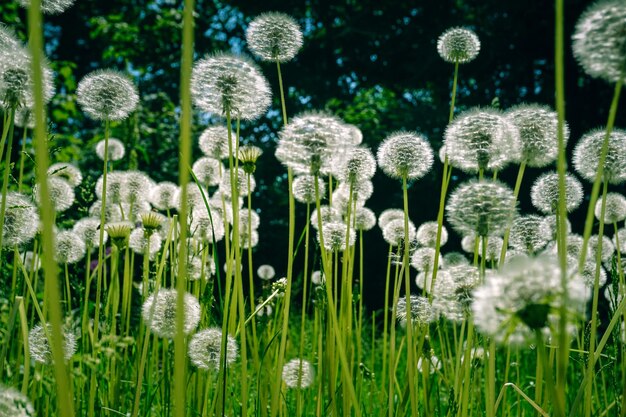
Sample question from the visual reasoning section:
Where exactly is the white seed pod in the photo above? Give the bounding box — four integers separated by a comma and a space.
377, 131, 434, 180
354, 207, 376, 231
508, 214, 551, 254
192, 157, 223, 187
573, 128, 626, 184
219, 168, 255, 199
188, 327, 239, 370
378, 209, 405, 229
461, 235, 504, 261
141, 289, 201, 338
54, 230, 86, 264
335, 146, 377, 184
410, 247, 442, 273
541, 215, 572, 241
122, 170, 154, 206
257, 264, 275, 280
318, 221, 355, 252
416, 221, 448, 248
150, 182, 179, 211
282, 358, 315, 389
595, 192, 626, 224
293, 175, 325, 204
0, 384, 35, 416
442, 251, 469, 267
588, 234, 615, 264
198, 126, 238, 160
0, 46, 54, 109
34, 177, 75, 213
311, 270, 325, 286
128, 228, 162, 259
397, 294, 435, 327
382, 218, 417, 247
310, 205, 341, 230
1, 192, 39, 247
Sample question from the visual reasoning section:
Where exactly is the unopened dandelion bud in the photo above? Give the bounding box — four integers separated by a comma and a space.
238, 145, 262, 174
106, 221, 133, 249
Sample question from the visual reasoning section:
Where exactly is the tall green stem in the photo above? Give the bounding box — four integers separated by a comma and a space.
28, 0, 74, 415
0, 105, 16, 251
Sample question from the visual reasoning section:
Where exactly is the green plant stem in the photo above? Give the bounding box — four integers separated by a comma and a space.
498, 160, 526, 265
175, 1, 194, 416
28, 0, 74, 415
0, 105, 16, 251
17, 124, 28, 192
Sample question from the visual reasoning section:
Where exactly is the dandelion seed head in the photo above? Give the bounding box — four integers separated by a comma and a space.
377, 131, 434, 180
417, 354, 442, 374
149, 182, 179, 211
447, 180, 516, 237
1, 192, 39, 247
531, 171, 583, 214
95, 137, 125, 161
219, 168, 255, 199
122, 170, 154, 206
48, 163, 82, 187
0, 25, 20, 50
311, 270, 325, 286
257, 264, 275, 280
237, 228, 259, 249
335, 147, 377, 184
580, 260, 608, 288
460, 235, 504, 261
238, 208, 260, 229
20, 251, 41, 272
573, 128, 626, 184
95, 171, 125, 204
382, 218, 417, 247
246, 12, 303, 62
444, 108, 521, 173
141, 289, 201, 338
76, 70, 138, 121
589, 234, 615, 264
276, 112, 348, 175
437, 27, 480, 64
572, 0, 626, 83
397, 295, 435, 327
188, 327, 238, 370
505, 104, 568, 168
293, 175, 325, 204
14, 107, 34, 129
54, 230, 86, 264
72, 218, 106, 248
282, 358, 315, 389
0, 384, 35, 417
410, 247, 442, 272
541, 215, 572, 241
596, 192, 626, 223
442, 251, 469, 267
318, 221, 355, 252
472, 254, 586, 344
355, 207, 376, 231
34, 176, 74, 213
378, 209, 405, 230
28, 323, 77, 364
509, 214, 551, 254
189, 208, 225, 242
0, 47, 54, 108
192, 157, 222, 187
310, 205, 341, 230
191, 53, 271, 120
198, 126, 237, 160
416, 221, 448, 248
18, 0, 75, 14
129, 228, 162, 259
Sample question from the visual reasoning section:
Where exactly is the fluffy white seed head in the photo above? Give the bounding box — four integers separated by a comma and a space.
596, 192, 626, 223
572, 0, 626, 83
0, 46, 54, 109
442, 251, 469, 266
95, 137, 125, 162
188, 327, 238, 370
444, 108, 521, 173
378, 209, 404, 229
416, 221, 448, 248
589, 234, 615, 264
28, 323, 77, 364
505, 104, 568, 168
1, 192, 39, 247
246, 12, 303, 62
335, 147, 377, 184
509, 214, 551, 254
34, 177, 75, 213
293, 175, 325, 204
382, 218, 417, 247
257, 264, 276, 280
150, 182, 179, 211
18, 0, 75, 14
76, 70, 139, 121
446, 180, 516, 237
54, 230, 86, 264
191, 53, 271, 120
193, 157, 223, 187
318, 221, 355, 252
129, 228, 162, 259
410, 247, 442, 272
355, 207, 377, 231
541, 215, 572, 241
198, 126, 237, 160
0, 384, 35, 416
573, 128, 626, 184
310, 205, 341, 230
437, 27, 480, 64
141, 289, 201, 338
377, 131, 434, 180
73, 217, 107, 248
397, 294, 435, 327
530, 171, 583, 214
48, 162, 82, 187
461, 235, 504, 261
282, 358, 315, 389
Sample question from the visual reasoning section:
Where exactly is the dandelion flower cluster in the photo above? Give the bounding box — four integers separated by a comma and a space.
76, 70, 139, 121
141, 289, 201, 338
188, 327, 238, 370
191, 53, 271, 120
377, 132, 434, 180
437, 27, 481, 64
282, 358, 315, 389
572, 0, 626, 83
246, 12, 303, 62
446, 180, 516, 237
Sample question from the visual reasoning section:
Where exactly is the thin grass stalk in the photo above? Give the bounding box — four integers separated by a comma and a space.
498, 161, 526, 265
0, 105, 16, 251
381, 243, 393, 395
175, 0, 194, 415
0, 108, 11, 165
245, 172, 261, 366
17, 123, 28, 192
28, 0, 74, 415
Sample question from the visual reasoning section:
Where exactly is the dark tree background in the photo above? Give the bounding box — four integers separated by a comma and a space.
1, 0, 622, 310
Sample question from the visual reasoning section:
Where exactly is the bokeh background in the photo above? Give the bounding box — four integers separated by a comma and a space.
0, 0, 620, 310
